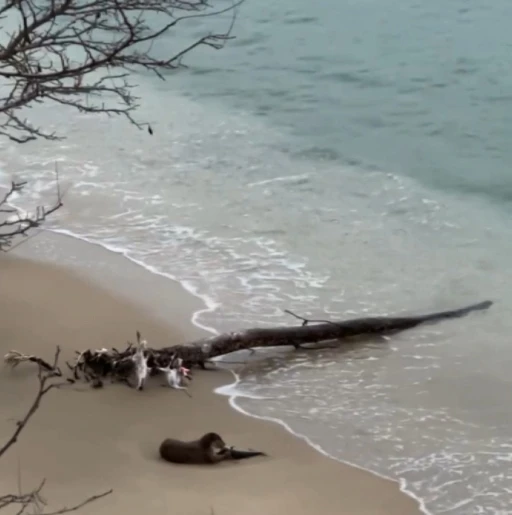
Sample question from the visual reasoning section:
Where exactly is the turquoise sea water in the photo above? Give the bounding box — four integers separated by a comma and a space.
2, 1, 512, 513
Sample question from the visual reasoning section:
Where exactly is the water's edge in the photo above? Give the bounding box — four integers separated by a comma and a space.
44, 225, 430, 515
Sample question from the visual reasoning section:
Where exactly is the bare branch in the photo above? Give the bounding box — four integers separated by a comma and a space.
0, 346, 64, 459
283, 309, 342, 327
38, 489, 113, 515
0, 0, 245, 142
0, 478, 112, 515
0, 168, 64, 252
0, 346, 112, 514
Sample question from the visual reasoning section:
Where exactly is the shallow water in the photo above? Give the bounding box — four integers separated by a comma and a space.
2, 0, 512, 512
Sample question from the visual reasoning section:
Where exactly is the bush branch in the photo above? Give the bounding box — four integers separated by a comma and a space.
0, 0, 245, 143
0, 346, 112, 514
0, 165, 64, 252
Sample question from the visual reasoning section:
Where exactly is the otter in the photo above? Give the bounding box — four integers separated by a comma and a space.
159, 432, 228, 464
159, 432, 267, 465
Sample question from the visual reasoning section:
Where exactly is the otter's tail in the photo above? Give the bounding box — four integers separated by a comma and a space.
228, 448, 267, 460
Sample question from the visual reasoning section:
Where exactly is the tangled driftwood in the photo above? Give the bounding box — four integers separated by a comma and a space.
4, 300, 493, 390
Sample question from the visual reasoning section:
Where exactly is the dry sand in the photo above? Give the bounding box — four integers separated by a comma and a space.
0, 247, 420, 515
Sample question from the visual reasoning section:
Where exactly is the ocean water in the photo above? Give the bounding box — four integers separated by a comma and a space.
2, 0, 512, 513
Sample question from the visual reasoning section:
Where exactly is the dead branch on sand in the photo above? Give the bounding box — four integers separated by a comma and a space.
0, 347, 112, 514
1, 347, 64, 459
4, 299, 493, 390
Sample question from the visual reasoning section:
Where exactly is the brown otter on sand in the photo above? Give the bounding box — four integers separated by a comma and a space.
159, 432, 267, 464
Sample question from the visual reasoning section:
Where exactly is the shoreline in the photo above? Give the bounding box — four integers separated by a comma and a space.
50, 227, 223, 337
0, 230, 421, 514
23, 227, 429, 513
29, 228, 429, 514
219, 386, 429, 515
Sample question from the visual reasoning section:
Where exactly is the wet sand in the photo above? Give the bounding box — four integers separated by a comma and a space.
0, 242, 420, 515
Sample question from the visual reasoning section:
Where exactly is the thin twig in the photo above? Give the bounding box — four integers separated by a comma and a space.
0, 171, 64, 252
283, 309, 341, 327
40, 489, 113, 515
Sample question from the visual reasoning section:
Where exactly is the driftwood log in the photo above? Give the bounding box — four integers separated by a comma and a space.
168, 299, 493, 369
4, 300, 493, 387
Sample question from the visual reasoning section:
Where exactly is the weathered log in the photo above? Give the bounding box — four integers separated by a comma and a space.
3, 300, 493, 388
165, 300, 493, 368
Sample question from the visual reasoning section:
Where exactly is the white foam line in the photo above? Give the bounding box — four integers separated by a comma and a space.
0, 175, 220, 336
248, 173, 310, 188
215, 370, 432, 515
49, 227, 220, 336
36, 224, 433, 515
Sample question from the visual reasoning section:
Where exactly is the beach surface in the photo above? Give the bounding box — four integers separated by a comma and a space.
0, 235, 420, 515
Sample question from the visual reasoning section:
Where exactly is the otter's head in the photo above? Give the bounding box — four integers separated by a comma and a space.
200, 432, 227, 453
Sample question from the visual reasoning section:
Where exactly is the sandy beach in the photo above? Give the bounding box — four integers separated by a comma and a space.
0, 236, 420, 515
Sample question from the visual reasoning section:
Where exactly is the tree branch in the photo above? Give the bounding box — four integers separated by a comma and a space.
0, 164, 64, 252
0, 346, 112, 514
0, 346, 64, 459
283, 309, 343, 327
0, 0, 245, 143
